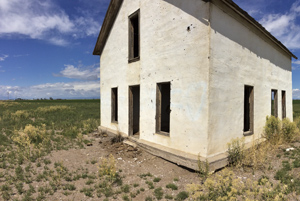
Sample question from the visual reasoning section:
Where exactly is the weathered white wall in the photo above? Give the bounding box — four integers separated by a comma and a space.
100, 0, 211, 156
207, 3, 293, 157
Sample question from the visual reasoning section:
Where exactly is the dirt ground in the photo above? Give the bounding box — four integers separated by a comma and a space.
7, 130, 299, 200
41, 132, 199, 201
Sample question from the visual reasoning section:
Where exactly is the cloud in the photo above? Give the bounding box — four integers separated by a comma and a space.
0, 81, 100, 100
258, 1, 300, 50
54, 64, 100, 80
0, 55, 8, 61
293, 61, 300, 65
0, 0, 102, 46
293, 89, 300, 99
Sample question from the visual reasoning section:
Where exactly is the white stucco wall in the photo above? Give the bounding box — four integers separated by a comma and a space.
100, 0, 211, 156
207, 3, 293, 157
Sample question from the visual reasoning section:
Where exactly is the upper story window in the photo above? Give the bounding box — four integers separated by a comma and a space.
128, 9, 140, 63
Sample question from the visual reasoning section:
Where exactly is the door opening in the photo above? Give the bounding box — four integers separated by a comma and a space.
129, 85, 140, 138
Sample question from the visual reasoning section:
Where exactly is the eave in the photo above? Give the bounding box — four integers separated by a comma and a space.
93, 0, 123, 56
212, 0, 297, 59
93, 0, 297, 60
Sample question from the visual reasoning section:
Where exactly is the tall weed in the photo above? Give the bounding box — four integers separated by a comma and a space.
263, 116, 299, 144
227, 138, 245, 166
187, 169, 287, 200
263, 116, 281, 144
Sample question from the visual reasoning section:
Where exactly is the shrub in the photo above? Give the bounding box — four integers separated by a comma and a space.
227, 137, 245, 166
153, 177, 161, 183
197, 155, 209, 178
281, 118, 297, 142
98, 154, 116, 181
166, 183, 178, 190
121, 184, 130, 193
154, 187, 164, 200
263, 116, 298, 144
187, 168, 287, 200
175, 191, 189, 201
263, 116, 281, 143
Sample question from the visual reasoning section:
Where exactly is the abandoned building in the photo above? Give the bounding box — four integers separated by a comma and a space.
93, 0, 297, 170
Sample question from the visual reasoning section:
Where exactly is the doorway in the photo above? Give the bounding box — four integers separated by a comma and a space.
129, 85, 140, 138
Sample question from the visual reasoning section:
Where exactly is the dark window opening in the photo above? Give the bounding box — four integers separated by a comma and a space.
129, 85, 140, 138
156, 82, 171, 134
244, 85, 254, 134
282, 90, 286, 119
129, 10, 140, 62
111, 88, 118, 122
271, 89, 278, 117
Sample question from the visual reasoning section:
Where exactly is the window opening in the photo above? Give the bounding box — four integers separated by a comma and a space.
282, 90, 286, 119
244, 85, 254, 134
156, 82, 171, 134
129, 10, 140, 62
271, 89, 278, 117
111, 88, 118, 122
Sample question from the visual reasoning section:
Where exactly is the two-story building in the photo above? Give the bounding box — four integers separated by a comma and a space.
93, 0, 297, 170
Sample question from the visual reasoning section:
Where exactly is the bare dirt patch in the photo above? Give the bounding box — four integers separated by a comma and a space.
39, 132, 199, 201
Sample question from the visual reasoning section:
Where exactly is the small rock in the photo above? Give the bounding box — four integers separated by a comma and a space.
117, 158, 122, 160
103, 134, 108, 137
286, 147, 295, 152
86, 143, 93, 146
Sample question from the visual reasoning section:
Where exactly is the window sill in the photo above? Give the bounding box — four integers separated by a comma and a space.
155, 131, 170, 137
111, 121, 118, 124
243, 131, 253, 136
128, 56, 140, 63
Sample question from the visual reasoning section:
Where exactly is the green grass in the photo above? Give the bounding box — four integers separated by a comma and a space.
293, 100, 300, 119
0, 99, 100, 141
0, 99, 100, 200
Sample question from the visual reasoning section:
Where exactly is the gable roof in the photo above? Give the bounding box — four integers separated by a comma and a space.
93, 0, 297, 59
93, 0, 123, 56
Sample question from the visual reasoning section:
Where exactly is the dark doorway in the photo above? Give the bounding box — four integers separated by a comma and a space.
129, 85, 140, 137
244, 85, 253, 134
111, 88, 118, 123
156, 82, 171, 134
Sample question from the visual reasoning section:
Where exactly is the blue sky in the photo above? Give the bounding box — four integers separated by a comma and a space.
0, 0, 299, 99
0, 0, 109, 99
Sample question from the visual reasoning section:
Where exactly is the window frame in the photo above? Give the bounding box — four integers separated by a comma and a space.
156, 82, 171, 136
111, 87, 118, 123
128, 9, 140, 63
282, 90, 286, 119
243, 85, 254, 136
271, 89, 278, 118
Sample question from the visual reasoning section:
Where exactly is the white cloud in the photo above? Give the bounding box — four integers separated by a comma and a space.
259, 1, 300, 50
0, 55, 8, 61
0, 81, 100, 100
293, 61, 300, 65
293, 89, 300, 99
0, 0, 101, 46
54, 64, 100, 80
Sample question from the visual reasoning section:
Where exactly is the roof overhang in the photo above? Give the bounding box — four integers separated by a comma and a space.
210, 0, 297, 59
93, 0, 123, 56
93, 0, 297, 60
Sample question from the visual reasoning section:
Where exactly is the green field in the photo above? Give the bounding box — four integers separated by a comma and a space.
294, 100, 300, 119
0, 99, 100, 148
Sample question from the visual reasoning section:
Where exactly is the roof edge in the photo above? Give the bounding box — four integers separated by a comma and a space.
93, 0, 123, 56
94, 0, 297, 60
216, 0, 297, 59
